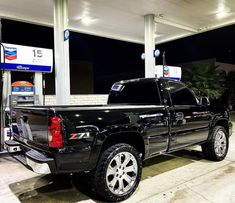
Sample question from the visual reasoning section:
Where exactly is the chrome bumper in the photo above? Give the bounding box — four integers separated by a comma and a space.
26, 157, 51, 174
5, 140, 55, 174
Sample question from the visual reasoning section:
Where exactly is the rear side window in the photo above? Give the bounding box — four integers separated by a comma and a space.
168, 81, 197, 105
108, 81, 161, 105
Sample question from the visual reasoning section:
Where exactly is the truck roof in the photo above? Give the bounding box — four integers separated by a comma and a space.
116, 77, 176, 84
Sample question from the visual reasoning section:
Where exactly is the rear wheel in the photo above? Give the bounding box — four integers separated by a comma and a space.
93, 143, 142, 202
202, 126, 229, 161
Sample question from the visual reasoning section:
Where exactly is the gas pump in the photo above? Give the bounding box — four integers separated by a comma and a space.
2, 81, 40, 144
10, 81, 39, 107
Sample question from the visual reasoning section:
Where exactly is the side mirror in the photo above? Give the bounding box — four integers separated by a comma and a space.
200, 97, 210, 106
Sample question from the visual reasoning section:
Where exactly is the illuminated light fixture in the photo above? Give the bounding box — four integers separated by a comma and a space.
154, 33, 163, 38
216, 11, 231, 19
216, 0, 231, 19
97, 117, 103, 120
81, 16, 96, 26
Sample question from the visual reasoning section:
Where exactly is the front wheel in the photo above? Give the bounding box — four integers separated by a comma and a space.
93, 143, 142, 202
202, 126, 229, 161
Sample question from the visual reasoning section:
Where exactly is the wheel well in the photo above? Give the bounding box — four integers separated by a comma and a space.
101, 132, 145, 159
214, 119, 229, 134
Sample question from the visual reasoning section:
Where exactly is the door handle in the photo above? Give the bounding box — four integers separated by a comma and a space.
139, 113, 163, 119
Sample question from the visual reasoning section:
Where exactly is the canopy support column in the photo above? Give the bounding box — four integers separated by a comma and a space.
144, 14, 155, 78
53, 0, 70, 105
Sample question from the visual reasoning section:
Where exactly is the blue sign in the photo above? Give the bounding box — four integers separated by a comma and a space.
0, 63, 52, 72
64, 29, 70, 41
154, 49, 160, 57
12, 86, 34, 93
141, 53, 145, 60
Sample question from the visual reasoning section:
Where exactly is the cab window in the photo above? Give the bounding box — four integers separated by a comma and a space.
168, 81, 197, 106
108, 81, 161, 105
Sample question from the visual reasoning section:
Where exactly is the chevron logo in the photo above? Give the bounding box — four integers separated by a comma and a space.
4, 47, 17, 60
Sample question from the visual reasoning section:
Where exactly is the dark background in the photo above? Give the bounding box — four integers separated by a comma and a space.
2, 19, 235, 94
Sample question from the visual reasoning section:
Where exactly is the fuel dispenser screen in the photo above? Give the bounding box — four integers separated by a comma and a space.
12, 86, 34, 93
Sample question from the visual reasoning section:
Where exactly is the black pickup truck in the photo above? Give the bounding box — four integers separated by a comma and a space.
5, 78, 233, 202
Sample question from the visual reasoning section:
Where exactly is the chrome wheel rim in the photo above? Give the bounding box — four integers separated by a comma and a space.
214, 130, 227, 157
106, 151, 138, 195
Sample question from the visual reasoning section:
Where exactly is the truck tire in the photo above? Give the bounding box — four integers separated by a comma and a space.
93, 143, 142, 202
201, 126, 229, 161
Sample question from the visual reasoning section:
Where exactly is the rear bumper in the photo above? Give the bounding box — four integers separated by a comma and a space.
229, 121, 233, 137
26, 156, 51, 174
5, 140, 56, 174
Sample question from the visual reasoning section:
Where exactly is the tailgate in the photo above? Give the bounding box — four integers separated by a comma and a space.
12, 107, 52, 150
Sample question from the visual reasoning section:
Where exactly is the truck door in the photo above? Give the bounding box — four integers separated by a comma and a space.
109, 80, 170, 157
161, 80, 211, 150
143, 107, 170, 156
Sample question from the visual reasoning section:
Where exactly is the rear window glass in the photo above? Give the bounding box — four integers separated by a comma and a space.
108, 81, 161, 105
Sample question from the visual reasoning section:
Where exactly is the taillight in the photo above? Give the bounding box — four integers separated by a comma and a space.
48, 116, 63, 148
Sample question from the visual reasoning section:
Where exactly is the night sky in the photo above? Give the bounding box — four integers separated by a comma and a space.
2, 19, 235, 94
156, 26, 235, 65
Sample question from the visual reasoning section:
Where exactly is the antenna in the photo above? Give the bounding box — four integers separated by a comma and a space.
163, 51, 166, 67
162, 51, 169, 78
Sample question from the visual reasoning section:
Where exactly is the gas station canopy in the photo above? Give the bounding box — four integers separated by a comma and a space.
0, 0, 235, 44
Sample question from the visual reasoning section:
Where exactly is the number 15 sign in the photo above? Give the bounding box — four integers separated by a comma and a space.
0, 43, 53, 73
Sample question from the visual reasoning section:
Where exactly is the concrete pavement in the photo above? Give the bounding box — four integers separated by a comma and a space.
0, 120, 234, 203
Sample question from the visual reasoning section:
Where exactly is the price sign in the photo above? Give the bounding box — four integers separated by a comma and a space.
0, 43, 53, 72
